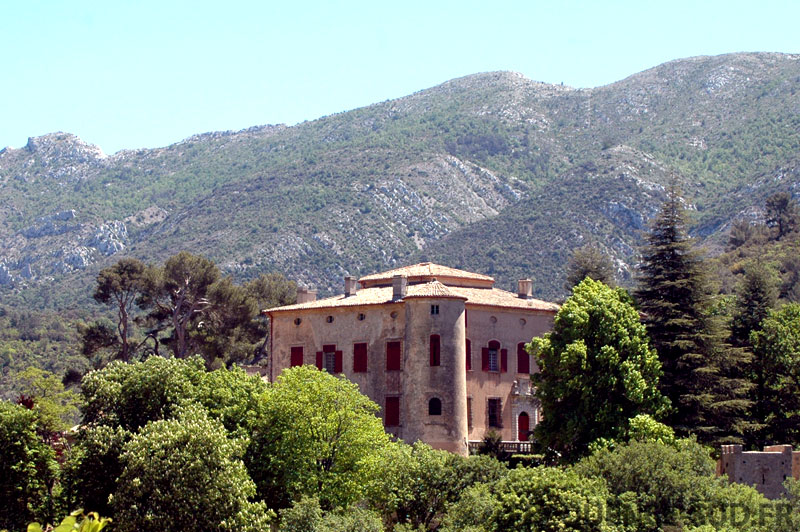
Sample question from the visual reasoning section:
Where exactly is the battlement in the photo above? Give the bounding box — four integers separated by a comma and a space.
717, 444, 800, 499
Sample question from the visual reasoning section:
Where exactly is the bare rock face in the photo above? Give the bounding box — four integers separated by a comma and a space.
53, 246, 95, 274
0, 263, 13, 286
88, 221, 128, 256
22, 210, 79, 238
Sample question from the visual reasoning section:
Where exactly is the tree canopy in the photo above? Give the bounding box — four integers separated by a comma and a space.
529, 277, 667, 461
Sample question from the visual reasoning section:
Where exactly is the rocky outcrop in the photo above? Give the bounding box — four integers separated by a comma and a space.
88, 221, 128, 256
21, 210, 79, 238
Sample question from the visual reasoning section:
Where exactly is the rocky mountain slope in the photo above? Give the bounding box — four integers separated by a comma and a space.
1, 52, 799, 307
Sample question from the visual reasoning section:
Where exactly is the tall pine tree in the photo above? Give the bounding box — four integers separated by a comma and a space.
636, 185, 750, 444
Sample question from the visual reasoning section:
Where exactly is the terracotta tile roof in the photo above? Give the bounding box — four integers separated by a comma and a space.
450, 286, 559, 312
265, 283, 558, 314
358, 262, 494, 286
403, 280, 467, 300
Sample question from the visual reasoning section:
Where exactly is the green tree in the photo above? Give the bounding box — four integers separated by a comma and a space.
765, 191, 799, 240
244, 273, 297, 361
529, 278, 667, 461
0, 401, 59, 531
113, 405, 272, 532
278, 496, 383, 532
636, 187, 750, 442
574, 438, 717, 531
368, 441, 506, 530
139, 251, 221, 359
565, 244, 616, 290
731, 262, 779, 349
92, 258, 147, 362
10, 366, 79, 434
65, 358, 270, 516
750, 303, 800, 444
248, 365, 391, 510
729, 262, 779, 446
135, 253, 294, 366
60, 425, 131, 518
491, 466, 612, 532
78, 320, 119, 369
79, 356, 205, 431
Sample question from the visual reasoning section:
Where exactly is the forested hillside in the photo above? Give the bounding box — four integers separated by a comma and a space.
1, 52, 799, 306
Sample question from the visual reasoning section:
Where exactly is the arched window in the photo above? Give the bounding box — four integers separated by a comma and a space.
428, 397, 442, 416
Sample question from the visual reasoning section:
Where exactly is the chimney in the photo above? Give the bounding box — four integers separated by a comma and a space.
296, 286, 317, 304
518, 279, 533, 299
344, 276, 358, 297
392, 275, 407, 300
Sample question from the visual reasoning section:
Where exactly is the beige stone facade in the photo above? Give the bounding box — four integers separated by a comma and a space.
717, 444, 800, 499
266, 263, 558, 455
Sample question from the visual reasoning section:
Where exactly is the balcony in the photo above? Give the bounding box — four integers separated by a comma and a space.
468, 440, 535, 455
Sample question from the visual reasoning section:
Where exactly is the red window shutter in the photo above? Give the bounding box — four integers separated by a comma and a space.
500, 349, 508, 373
334, 350, 343, 373
481, 347, 489, 371
316, 351, 323, 370
387, 341, 401, 371
290, 346, 304, 367
385, 396, 400, 427
353, 343, 368, 373
465, 339, 472, 371
430, 335, 440, 366
517, 343, 529, 374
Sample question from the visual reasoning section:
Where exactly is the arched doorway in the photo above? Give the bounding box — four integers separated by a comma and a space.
518, 412, 530, 442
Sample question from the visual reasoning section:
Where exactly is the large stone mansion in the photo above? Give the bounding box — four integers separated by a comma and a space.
265, 262, 558, 455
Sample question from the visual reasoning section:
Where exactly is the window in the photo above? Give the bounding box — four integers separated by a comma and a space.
293, 317, 302, 326
429, 334, 440, 366
317, 344, 341, 374
290, 346, 304, 367
431, 304, 439, 315
467, 397, 473, 429
482, 341, 507, 372
357, 313, 366, 321
428, 397, 442, 415
465, 339, 472, 371
385, 396, 400, 427
488, 398, 502, 428
326, 315, 334, 323
483, 341, 499, 372
386, 341, 402, 371
353, 342, 368, 373
517, 342, 530, 374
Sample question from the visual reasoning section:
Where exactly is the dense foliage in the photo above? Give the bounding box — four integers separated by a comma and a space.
530, 278, 667, 461
636, 186, 751, 444
0, 401, 59, 531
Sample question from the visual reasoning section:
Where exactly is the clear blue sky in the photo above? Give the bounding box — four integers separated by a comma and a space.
2, 0, 798, 154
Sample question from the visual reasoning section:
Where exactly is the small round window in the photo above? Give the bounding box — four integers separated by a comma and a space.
358, 313, 366, 321
490, 316, 498, 324
326, 316, 334, 323
390, 311, 398, 319
294, 318, 302, 326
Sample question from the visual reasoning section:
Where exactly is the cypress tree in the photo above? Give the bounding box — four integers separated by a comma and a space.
636, 185, 750, 443
731, 262, 779, 446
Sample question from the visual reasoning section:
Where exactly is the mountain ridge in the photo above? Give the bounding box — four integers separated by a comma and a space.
1, 52, 799, 307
